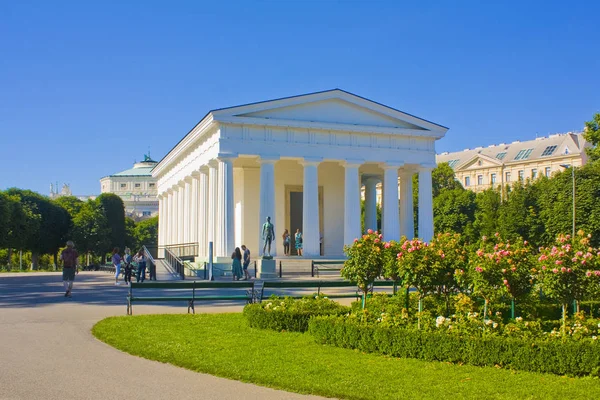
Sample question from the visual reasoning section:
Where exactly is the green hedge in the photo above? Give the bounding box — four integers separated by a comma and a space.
243, 297, 350, 332
308, 316, 600, 377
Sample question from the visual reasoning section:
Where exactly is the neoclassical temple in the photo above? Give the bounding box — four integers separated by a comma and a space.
153, 89, 448, 260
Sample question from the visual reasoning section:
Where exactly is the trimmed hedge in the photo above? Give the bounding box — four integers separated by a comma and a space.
243, 297, 350, 332
308, 316, 600, 377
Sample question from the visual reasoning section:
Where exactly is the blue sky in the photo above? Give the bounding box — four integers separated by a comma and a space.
1, 0, 598, 196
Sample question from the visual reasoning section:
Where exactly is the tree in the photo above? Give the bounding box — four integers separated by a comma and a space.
97, 193, 126, 249
473, 188, 501, 239
583, 113, 600, 162
497, 182, 544, 249
432, 188, 476, 239
72, 199, 111, 259
54, 196, 84, 217
134, 216, 159, 250
0, 192, 12, 249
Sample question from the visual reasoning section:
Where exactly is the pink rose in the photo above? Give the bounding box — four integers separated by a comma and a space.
586, 271, 592, 277
552, 268, 559, 274
511, 267, 516, 272
475, 267, 483, 273
378, 234, 383, 239
502, 269, 507, 274
561, 267, 567, 272
542, 266, 546, 270
353, 238, 359, 243
555, 260, 563, 265
384, 242, 391, 249
503, 279, 508, 285
397, 252, 403, 258
567, 268, 572, 273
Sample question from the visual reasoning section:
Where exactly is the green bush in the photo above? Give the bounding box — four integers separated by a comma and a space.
308, 316, 600, 377
243, 295, 350, 332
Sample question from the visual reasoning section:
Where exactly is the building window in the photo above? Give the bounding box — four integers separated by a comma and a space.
149, 183, 156, 188
514, 148, 533, 160
491, 173, 497, 184
531, 169, 538, 179
448, 159, 460, 168
477, 175, 483, 185
142, 211, 151, 217
464, 176, 470, 187
541, 145, 557, 156
545, 167, 551, 177
496, 152, 507, 160
135, 183, 141, 188
120, 183, 126, 189
518, 170, 524, 181
506, 172, 511, 182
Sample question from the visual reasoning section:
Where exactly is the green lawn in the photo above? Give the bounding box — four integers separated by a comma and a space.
92, 313, 600, 399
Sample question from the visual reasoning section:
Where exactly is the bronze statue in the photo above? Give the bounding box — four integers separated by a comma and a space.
262, 216, 275, 258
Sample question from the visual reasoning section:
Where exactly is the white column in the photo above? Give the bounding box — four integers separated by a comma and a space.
166, 190, 172, 246
399, 169, 415, 239
343, 160, 362, 246
190, 173, 199, 244
198, 168, 209, 257
258, 157, 278, 257
157, 194, 164, 257
208, 162, 218, 254
217, 155, 235, 257
172, 187, 179, 245
302, 159, 321, 257
183, 178, 191, 243
363, 176, 378, 233
382, 163, 402, 242
418, 164, 435, 242
177, 183, 184, 244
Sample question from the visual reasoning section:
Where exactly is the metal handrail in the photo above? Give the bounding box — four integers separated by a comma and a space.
142, 245, 157, 281
160, 242, 199, 258
164, 247, 185, 280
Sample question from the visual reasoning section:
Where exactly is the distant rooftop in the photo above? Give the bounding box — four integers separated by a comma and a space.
103, 153, 158, 178
436, 132, 587, 169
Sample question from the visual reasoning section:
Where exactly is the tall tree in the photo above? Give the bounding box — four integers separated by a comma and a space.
583, 113, 600, 162
432, 188, 476, 240
0, 192, 12, 249
134, 216, 159, 249
473, 188, 501, 238
72, 199, 111, 258
497, 182, 544, 248
97, 193, 126, 249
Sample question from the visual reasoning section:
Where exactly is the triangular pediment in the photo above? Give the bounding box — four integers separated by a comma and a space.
210, 89, 448, 138
236, 99, 423, 129
456, 154, 503, 171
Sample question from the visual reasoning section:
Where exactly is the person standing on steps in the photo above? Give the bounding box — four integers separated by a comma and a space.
60, 240, 79, 297
231, 247, 243, 281
134, 249, 146, 283
295, 229, 303, 256
282, 229, 291, 256
241, 245, 251, 280
112, 247, 122, 285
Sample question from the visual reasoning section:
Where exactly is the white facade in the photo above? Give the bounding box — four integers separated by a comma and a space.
153, 89, 448, 260
100, 155, 159, 220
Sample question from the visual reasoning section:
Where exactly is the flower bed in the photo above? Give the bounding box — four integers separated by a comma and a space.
308, 315, 600, 377
243, 295, 350, 332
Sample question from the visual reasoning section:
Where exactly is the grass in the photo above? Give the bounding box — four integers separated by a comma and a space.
92, 313, 600, 400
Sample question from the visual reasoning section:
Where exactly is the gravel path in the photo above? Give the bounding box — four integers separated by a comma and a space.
0, 272, 325, 400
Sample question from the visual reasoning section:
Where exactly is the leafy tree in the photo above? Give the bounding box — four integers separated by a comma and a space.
97, 193, 126, 249
497, 182, 544, 249
72, 199, 111, 258
125, 217, 138, 250
54, 196, 84, 217
583, 113, 600, 162
134, 216, 159, 250
432, 188, 476, 240
0, 192, 12, 249
473, 188, 501, 239
342, 230, 385, 306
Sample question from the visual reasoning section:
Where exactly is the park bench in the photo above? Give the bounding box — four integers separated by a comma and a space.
126, 281, 255, 315
259, 280, 361, 302
311, 260, 345, 277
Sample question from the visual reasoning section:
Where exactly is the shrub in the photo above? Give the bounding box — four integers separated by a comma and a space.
308, 316, 600, 377
243, 295, 350, 332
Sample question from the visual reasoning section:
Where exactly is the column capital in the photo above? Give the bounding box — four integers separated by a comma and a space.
419, 163, 437, 171
184, 176, 194, 183
361, 174, 381, 185
300, 156, 322, 167
166, 188, 174, 194
399, 167, 416, 177
381, 161, 405, 170
340, 159, 364, 168
257, 155, 280, 164
170, 184, 179, 192
217, 152, 238, 162
191, 170, 201, 178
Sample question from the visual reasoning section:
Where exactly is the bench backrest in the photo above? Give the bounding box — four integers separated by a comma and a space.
263, 280, 357, 289
130, 281, 254, 290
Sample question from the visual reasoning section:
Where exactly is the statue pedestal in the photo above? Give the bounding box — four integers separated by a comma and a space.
257, 259, 277, 279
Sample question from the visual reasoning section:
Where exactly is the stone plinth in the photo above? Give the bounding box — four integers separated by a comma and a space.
257, 259, 277, 279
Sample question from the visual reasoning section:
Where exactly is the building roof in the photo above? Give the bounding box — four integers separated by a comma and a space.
436, 132, 587, 170
102, 154, 158, 179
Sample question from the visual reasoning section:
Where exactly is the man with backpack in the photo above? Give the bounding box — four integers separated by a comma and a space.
60, 241, 79, 298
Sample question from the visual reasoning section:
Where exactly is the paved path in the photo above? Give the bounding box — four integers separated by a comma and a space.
0, 272, 326, 400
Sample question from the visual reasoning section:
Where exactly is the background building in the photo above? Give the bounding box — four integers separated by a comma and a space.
100, 154, 159, 219
436, 132, 589, 192
49, 183, 96, 201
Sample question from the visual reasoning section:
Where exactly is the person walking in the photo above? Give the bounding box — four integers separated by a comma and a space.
231, 247, 243, 281
282, 229, 291, 256
241, 245, 251, 280
123, 248, 133, 285
134, 249, 147, 283
295, 229, 303, 256
60, 240, 79, 297
112, 247, 122, 285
